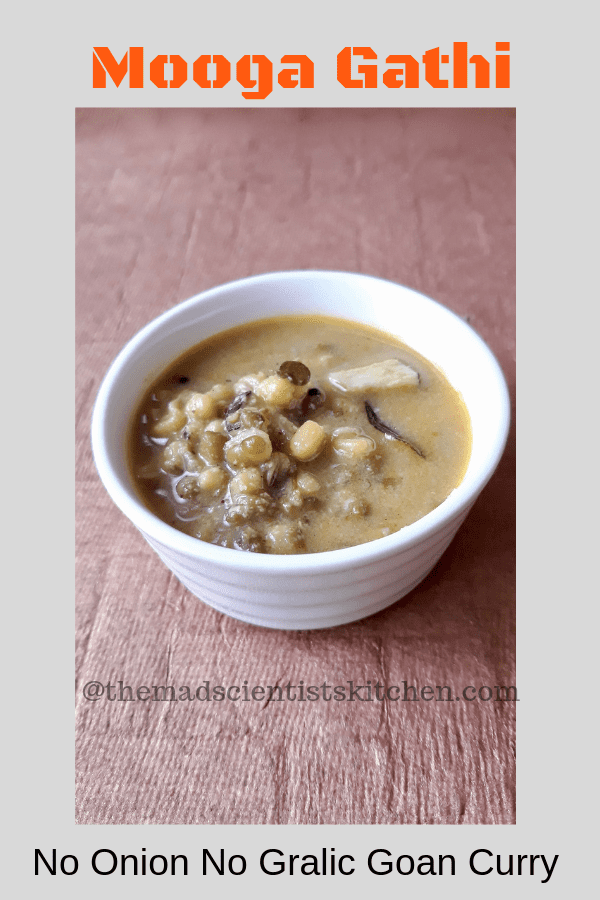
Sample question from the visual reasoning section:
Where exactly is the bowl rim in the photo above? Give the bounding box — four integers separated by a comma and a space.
91, 269, 510, 574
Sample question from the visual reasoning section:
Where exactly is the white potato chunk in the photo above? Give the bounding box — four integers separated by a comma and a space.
328, 359, 419, 392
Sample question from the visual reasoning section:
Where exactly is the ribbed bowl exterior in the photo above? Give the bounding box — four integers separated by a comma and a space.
142, 505, 471, 629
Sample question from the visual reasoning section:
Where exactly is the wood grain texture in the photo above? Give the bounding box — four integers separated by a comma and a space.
76, 108, 515, 824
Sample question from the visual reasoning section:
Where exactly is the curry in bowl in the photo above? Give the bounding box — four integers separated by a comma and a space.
129, 315, 471, 554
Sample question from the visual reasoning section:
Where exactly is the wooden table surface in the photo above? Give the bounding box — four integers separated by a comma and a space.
76, 107, 515, 824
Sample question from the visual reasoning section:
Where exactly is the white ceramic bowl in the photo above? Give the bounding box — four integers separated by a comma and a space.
91, 271, 510, 630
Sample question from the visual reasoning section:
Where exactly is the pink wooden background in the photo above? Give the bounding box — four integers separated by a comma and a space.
76, 108, 515, 824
